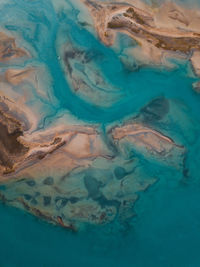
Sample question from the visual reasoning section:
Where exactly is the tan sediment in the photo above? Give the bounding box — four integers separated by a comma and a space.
4, 68, 33, 86
112, 123, 173, 143
0, 129, 110, 182
81, 0, 200, 73
0, 92, 182, 181
0, 32, 27, 62
0, 108, 116, 230
112, 122, 183, 156
0, 95, 111, 181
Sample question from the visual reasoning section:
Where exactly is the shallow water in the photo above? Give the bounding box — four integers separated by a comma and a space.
0, 0, 200, 266
1, 178, 200, 267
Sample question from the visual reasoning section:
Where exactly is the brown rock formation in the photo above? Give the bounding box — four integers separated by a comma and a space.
0, 105, 29, 174
0, 32, 27, 62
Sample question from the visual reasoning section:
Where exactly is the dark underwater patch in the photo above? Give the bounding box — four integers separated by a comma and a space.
26, 180, 36, 187
140, 97, 169, 123
84, 175, 102, 200
43, 177, 54, 186
55, 197, 68, 210
114, 166, 127, 180
43, 196, 51, 206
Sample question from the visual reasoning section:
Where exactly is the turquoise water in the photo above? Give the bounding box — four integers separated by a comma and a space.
1, 178, 200, 267
0, 0, 200, 266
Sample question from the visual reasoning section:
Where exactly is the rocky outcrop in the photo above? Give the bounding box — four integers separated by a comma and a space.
0, 102, 29, 174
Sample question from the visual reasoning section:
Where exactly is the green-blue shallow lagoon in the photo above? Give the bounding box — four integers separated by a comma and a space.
0, 0, 200, 266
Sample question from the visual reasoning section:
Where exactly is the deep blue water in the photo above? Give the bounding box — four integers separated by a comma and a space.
0, 0, 200, 266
